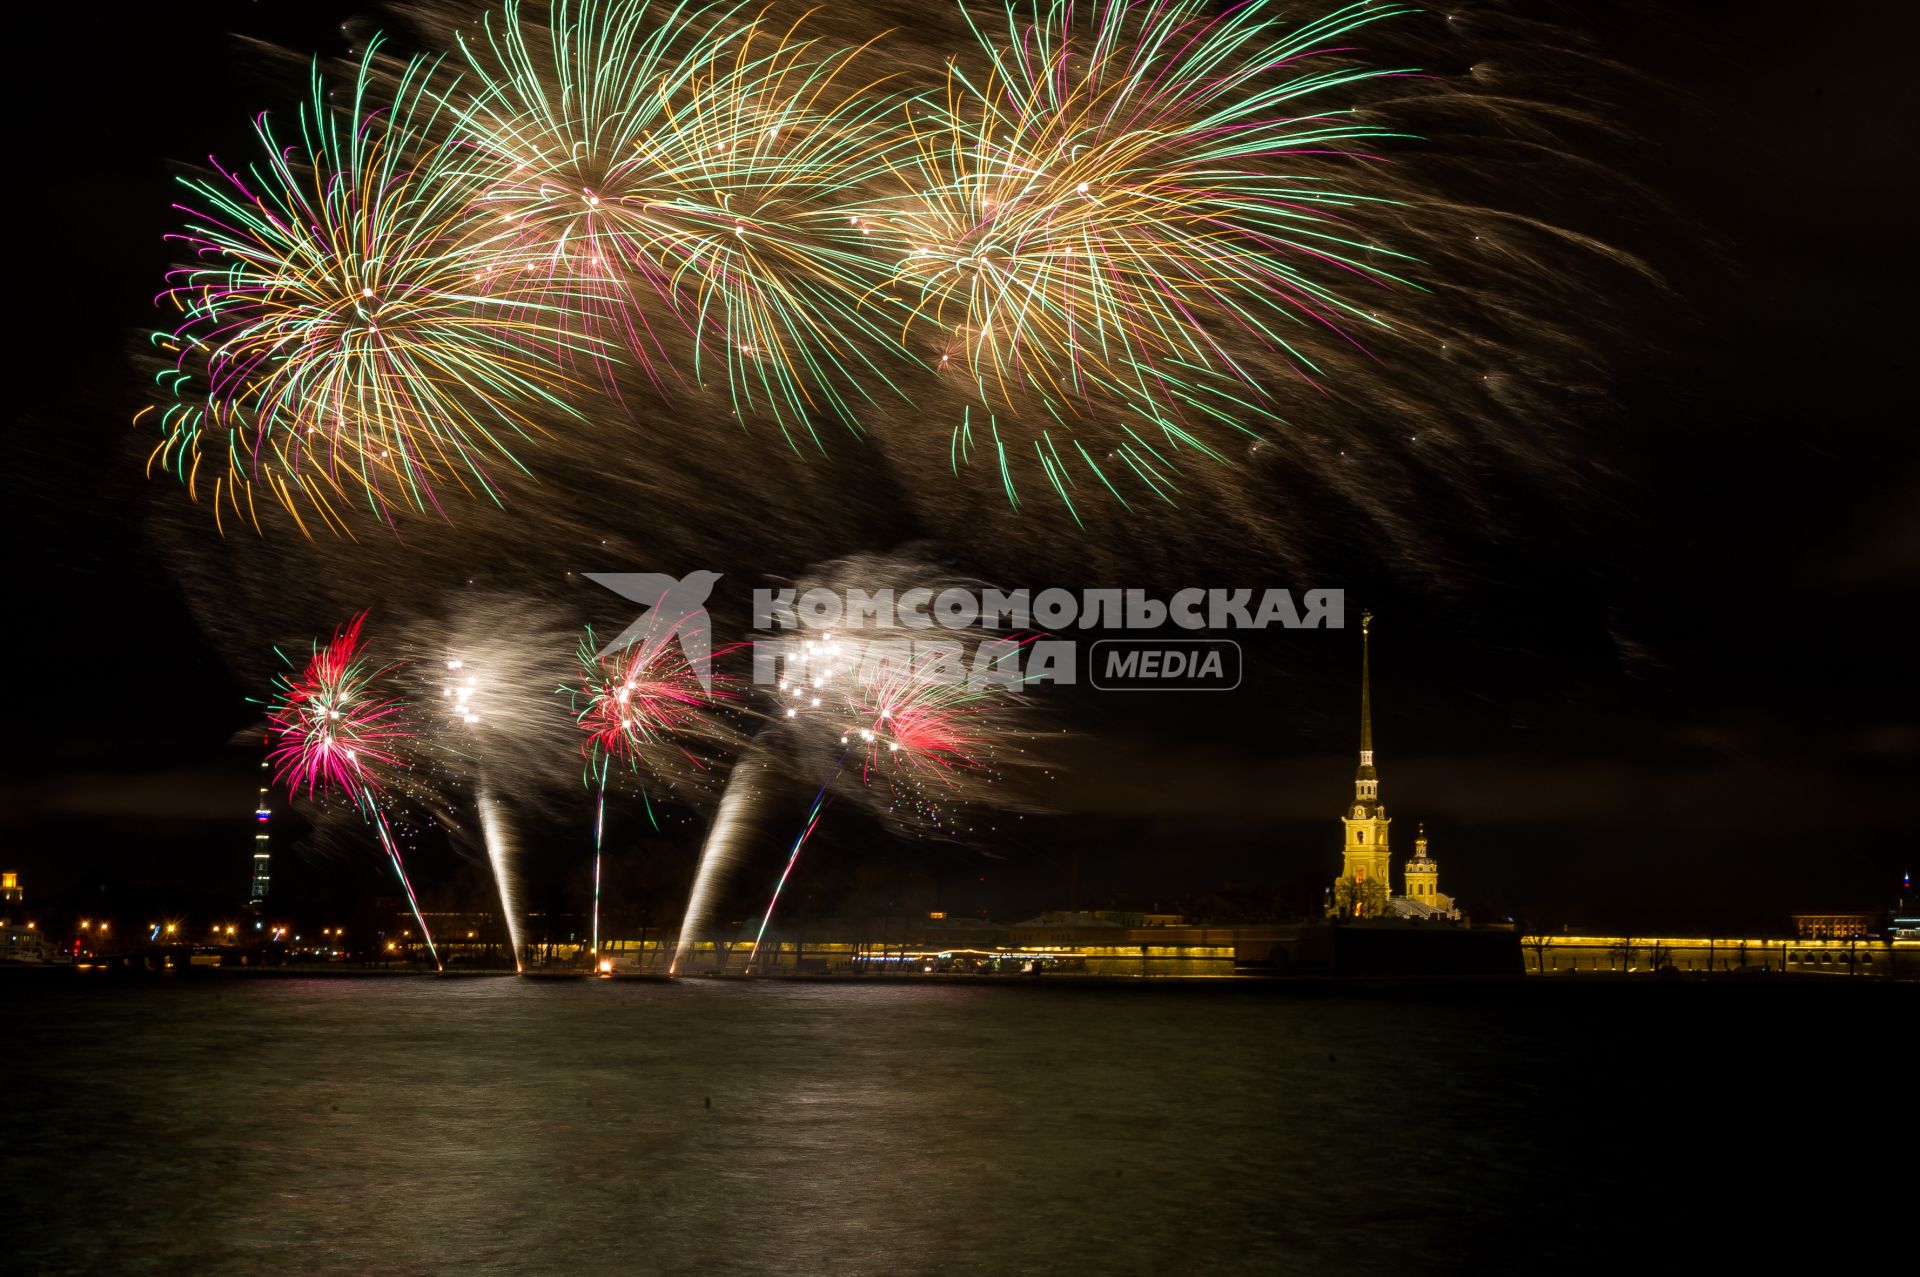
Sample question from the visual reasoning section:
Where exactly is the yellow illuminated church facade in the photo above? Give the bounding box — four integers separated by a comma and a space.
1330, 614, 1459, 921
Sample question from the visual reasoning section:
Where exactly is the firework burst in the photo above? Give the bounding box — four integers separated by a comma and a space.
449, 0, 917, 444
841, 644, 997, 786
767, 626, 1022, 831
863, 0, 1423, 509
148, 40, 599, 534
266, 611, 410, 800
568, 623, 739, 788
264, 611, 441, 967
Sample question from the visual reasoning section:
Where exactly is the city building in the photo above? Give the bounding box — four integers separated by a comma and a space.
1399, 826, 1454, 919
1892, 872, 1919, 940
1329, 614, 1458, 921
1, 918, 55, 965
1791, 913, 1871, 940
1, 875, 57, 964
1519, 932, 1919, 979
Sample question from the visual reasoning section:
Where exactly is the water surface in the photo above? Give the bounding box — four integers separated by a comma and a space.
7, 976, 1894, 1274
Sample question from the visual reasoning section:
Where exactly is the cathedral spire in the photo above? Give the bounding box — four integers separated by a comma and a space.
1336, 610, 1390, 913
1358, 611, 1375, 772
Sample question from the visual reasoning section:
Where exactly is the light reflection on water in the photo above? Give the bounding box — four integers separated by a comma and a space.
7, 977, 1895, 1274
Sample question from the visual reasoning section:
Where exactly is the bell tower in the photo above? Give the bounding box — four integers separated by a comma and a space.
1404, 824, 1439, 906
1338, 612, 1392, 901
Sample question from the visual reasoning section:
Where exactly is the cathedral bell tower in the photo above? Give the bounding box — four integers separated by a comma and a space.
1337, 612, 1392, 903
1404, 824, 1439, 906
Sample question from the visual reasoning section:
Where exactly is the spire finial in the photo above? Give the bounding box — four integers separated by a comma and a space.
1359, 611, 1374, 761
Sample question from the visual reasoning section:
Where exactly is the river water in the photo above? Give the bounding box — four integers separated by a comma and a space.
5, 975, 1898, 1274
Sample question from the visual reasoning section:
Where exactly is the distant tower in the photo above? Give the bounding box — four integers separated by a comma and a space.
0, 872, 21, 907
1404, 824, 1440, 907
249, 754, 272, 908
1337, 612, 1392, 904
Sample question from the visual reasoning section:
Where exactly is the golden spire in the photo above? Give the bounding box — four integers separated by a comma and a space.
1358, 611, 1374, 772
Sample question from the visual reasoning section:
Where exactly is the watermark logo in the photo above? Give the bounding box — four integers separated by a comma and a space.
589, 577, 1340, 692
1089, 640, 1242, 691
584, 570, 723, 691
749, 586, 1337, 691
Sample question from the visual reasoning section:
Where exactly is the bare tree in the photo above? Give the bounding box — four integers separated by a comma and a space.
1332, 876, 1390, 919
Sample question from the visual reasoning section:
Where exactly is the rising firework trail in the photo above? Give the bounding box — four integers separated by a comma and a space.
673, 746, 774, 975
476, 790, 526, 971
437, 655, 526, 971
677, 554, 1045, 974
746, 784, 833, 971
262, 612, 441, 968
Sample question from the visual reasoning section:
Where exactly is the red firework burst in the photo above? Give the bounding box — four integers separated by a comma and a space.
266, 612, 411, 803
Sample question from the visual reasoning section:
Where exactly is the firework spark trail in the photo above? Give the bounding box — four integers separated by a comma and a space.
371, 802, 442, 967
263, 611, 441, 969
591, 760, 610, 961
749, 633, 1014, 956
672, 746, 774, 975
747, 776, 837, 970
428, 650, 532, 969
476, 782, 527, 971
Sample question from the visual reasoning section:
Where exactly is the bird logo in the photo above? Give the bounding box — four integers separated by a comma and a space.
583, 570, 724, 691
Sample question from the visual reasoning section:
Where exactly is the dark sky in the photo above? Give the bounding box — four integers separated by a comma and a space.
4, 1, 1915, 935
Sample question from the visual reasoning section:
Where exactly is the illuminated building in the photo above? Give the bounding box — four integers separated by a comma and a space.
2, 920, 56, 965
1399, 826, 1455, 918
1520, 933, 1918, 980
595, 913, 1519, 977
1791, 913, 1870, 940
1893, 872, 1919, 940
249, 755, 271, 908
1329, 614, 1457, 920
0, 874, 56, 962
1334, 612, 1392, 908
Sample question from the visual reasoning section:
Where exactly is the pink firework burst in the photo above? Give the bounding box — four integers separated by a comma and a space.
569, 626, 738, 781
267, 611, 411, 804
842, 649, 996, 784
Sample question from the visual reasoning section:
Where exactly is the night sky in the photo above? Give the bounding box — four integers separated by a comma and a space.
6, 0, 1915, 935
